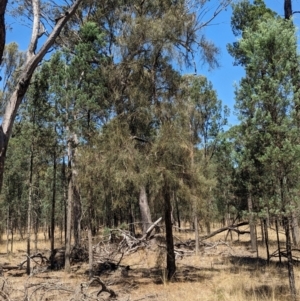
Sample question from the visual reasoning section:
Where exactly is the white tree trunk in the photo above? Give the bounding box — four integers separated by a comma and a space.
0, 0, 83, 191
139, 186, 152, 234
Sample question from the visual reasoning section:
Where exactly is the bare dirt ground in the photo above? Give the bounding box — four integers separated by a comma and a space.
0, 226, 299, 301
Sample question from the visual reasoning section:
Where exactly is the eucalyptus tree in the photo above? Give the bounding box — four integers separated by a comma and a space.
0, 0, 83, 192
232, 14, 300, 299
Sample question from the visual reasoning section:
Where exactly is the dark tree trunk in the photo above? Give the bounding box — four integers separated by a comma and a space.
284, 0, 293, 19
164, 182, 176, 281
283, 216, 297, 300
50, 150, 57, 269
275, 218, 282, 264
0, 0, 7, 63
263, 219, 270, 264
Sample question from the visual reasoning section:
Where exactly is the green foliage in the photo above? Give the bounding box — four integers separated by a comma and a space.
231, 14, 300, 218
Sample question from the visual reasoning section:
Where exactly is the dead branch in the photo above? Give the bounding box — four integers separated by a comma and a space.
200, 221, 249, 241
0, 289, 10, 301
89, 277, 117, 298
141, 217, 162, 240
19, 253, 49, 268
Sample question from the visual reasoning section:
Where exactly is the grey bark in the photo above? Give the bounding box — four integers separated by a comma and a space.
283, 216, 297, 300
291, 213, 300, 247
195, 215, 199, 255
65, 140, 73, 273
139, 185, 152, 234
247, 194, 257, 252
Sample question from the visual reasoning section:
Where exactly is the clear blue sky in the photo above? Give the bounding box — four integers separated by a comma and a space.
5, 0, 299, 126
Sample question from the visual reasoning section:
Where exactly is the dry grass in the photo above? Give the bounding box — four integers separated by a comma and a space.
0, 225, 299, 301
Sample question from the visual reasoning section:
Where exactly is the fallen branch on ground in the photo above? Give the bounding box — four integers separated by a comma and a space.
200, 221, 249, 241
88, 276, 117, 298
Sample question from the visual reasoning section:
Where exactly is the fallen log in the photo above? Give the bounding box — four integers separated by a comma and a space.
199, 221, 249, 241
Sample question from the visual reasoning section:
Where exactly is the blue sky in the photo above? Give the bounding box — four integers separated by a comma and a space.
191, 0, 299, 126
5, 0, 299, 127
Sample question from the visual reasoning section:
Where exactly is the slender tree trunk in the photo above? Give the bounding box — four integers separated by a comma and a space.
65, 142, 73, 273
50, 150, 57, 269
73, 185, 81, 247
6, 207, 9, 254
261, 219, 265, 243
88, 191, 94, 279
139, 185, 152, 234
291, 213, 300, 247
195, 215, 199, 255
248, 194, 257, 252
175, 193, 181, 231
283, 216, 297, 300
263, 219, 270, 264
164, 181, 176, 280
27, 143, 34, 275
128, 201, 135, 236
0, 0, 7, 63
275, 218, 282, 264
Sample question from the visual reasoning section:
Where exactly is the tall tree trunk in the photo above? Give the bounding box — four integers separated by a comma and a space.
263, 219, 270, 264
0, 0, 83, 193
275, 218, 282, 264
73, 185, 81, 247
65, 142, 73, 273
0, 0, 7, 63
260, 219, 265, 243
283, 216, 297, 300
248, 194, 257, 252
175, 193, 181, 231
27, 143, 34, 275
88, 192, 94, 280
128, 201, 135, 236
139, 185, 152, 234
164, 181, 176, 281
50, 150, 57, 269
284, 0, 293, 19
195, 215, 199, 255
6, 207, 9, 254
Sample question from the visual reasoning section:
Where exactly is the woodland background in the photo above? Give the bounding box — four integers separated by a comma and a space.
1, 0, 300, 300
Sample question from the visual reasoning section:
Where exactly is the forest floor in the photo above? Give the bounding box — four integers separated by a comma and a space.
0, 225, 299, 301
